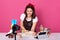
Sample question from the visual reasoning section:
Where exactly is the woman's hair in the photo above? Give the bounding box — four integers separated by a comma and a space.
24, 3, 36, 19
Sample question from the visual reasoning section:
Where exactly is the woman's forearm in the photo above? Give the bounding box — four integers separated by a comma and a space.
20, 25, 26, 30
20, 20, 26, 30
31, 27, 35, 32
20, 25, 29, 32
31, 26, 35, 32
31, 22, 37, 32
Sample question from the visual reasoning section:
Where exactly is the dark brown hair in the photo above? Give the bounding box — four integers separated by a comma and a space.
24, 3, 36, 19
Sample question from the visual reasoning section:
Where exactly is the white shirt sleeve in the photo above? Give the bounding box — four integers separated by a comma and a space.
20, 13, 25, 21
33, 17, 38, 23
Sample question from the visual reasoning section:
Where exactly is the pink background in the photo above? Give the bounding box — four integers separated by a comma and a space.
0, 0, 60, 32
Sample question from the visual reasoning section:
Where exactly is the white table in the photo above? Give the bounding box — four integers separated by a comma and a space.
0, 33, 60, 40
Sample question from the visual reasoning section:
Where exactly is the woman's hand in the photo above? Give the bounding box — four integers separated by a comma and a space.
29, 31, 37, 36
32, 32, 37, 36
24, 30, 29, 32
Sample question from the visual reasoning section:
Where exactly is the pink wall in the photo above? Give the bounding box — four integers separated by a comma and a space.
0, 0, 60, 32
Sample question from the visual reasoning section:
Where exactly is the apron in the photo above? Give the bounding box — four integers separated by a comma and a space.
23, 18, 33, 31
23, 18, 36, 32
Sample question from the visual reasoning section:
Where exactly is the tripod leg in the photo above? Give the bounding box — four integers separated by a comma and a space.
15, 34, 16, 40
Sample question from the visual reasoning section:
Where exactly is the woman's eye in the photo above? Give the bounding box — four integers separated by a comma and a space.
30, 10, 32, 12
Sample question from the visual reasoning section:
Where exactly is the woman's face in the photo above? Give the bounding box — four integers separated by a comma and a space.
26, 8, 33, 17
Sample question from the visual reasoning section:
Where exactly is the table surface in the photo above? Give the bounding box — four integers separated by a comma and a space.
0, 33, 60, 40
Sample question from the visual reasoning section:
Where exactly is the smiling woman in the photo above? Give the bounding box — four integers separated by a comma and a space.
20, 3, 38, 33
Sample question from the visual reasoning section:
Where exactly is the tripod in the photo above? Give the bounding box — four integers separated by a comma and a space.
12, 24, 20, 40
14, 33, 17, 40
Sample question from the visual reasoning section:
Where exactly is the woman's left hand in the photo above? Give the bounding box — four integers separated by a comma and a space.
29, 31, 37, 36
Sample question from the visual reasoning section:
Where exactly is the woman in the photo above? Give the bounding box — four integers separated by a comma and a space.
20, 3, 38, 33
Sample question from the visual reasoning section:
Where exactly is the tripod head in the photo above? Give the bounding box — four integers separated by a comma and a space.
12, 24, 20, 34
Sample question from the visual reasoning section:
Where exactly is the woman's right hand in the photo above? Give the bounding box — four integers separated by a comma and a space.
24, 30, 29, 32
